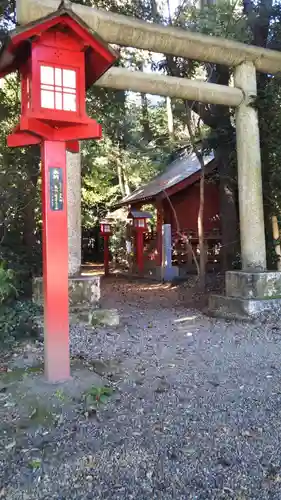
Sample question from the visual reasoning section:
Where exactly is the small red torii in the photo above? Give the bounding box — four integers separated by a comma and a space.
0, 1, 118, 381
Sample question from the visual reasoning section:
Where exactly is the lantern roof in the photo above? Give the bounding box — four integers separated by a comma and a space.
0, 0, 119, 87
128, 210, 152, 220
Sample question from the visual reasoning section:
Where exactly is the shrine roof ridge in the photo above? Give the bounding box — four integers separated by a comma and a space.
116, 149, 215, 207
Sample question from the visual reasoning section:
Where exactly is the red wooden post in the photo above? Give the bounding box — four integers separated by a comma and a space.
104, 235, 110, 276
41, 140, 70, 381
136, 230, 144, 273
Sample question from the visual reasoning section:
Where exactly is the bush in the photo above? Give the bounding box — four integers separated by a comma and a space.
0, 261, 41, 345
0, 243, 42, 298
0, 300, 41, 345
0, 262, 17, 304
110, 220, 127, 265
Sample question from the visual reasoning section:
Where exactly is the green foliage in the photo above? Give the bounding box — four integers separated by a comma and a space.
109, 219, 128, 264
85, 385, 113, 402
178, 0, 250, 42
0, 300, 41, 345
0, 262, 17, 304
82, 90, 177, 229
83, 385, 114, 417
28, 459, 42, 471
256, 81, 281, 212
0, 243, 42, 296
0, 73, 41, 296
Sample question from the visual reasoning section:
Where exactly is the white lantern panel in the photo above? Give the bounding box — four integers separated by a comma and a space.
63, 93, 76, 112
41, 90, 55, 109
138, 219, 145, 227
63, 69, 76, 89
55, 68, 62, 86
55, 92, 63, 110
40, 66, 54, 85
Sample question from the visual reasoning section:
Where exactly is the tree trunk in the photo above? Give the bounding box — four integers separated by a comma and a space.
115, 88, 131, 197
137, 60, 152, 143
141, 91, 151, 142
198, 167, 206, 289
117, 157, 126, 197
218, 146, 240, 270
123, 165, 131, 196
166, 96, 174, 140
208, 64, 240, 272
150, 0, 161, 22
184, 102, 206, 289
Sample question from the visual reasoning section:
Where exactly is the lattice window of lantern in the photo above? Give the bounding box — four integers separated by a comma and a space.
40, 66, 77, 112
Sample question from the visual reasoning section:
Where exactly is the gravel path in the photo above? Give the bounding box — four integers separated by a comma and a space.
2, 276, 281, 499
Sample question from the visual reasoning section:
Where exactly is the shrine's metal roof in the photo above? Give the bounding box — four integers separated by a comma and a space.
117, 149, 215, 207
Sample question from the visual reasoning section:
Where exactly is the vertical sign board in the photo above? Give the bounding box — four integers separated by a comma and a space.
49, 167, 63, 211
41, 141, 70, 382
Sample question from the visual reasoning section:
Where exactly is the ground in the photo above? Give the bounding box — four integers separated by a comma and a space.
1, 276, 281, 499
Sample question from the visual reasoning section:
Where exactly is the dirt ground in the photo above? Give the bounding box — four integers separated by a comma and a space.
1, 276, 281, 499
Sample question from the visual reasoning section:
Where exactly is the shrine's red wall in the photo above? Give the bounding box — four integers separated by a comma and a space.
162, 181, 220, 233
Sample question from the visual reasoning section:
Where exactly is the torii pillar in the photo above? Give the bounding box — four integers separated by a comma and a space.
210, 61, 281, 318
66, 149, 82, 276
234, 61, 266, 271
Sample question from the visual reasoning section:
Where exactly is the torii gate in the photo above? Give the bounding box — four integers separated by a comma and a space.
17, 0, 281, 317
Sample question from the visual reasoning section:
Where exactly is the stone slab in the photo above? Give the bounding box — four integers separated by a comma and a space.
149, 265, 179, 282
33, 276, 100, 310
75, 308, 120, 327
226, 270, 281, 299
208, 293, 281, 320
35, 308, 120, 336
127, 265, 179, 282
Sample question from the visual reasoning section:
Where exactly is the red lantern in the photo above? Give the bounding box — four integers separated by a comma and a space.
0, 3, 118, 148
133, 217, 147, 231
100, 221, 112, 236
0, 2, 119, 382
